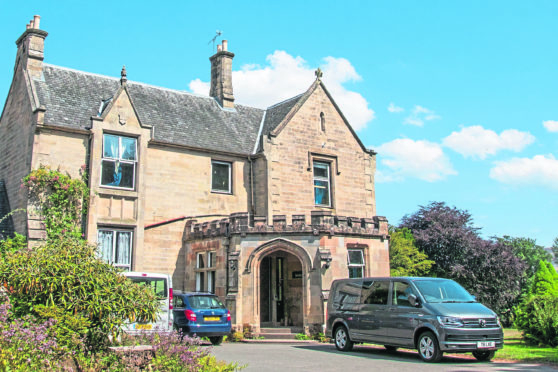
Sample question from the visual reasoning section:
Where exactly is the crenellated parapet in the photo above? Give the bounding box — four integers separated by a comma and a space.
184, 210, 388, 241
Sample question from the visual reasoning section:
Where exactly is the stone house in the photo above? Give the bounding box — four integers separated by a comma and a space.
0, 16, 390, 334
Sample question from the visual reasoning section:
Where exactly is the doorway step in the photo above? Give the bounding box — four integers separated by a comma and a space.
242, 327, 317, 343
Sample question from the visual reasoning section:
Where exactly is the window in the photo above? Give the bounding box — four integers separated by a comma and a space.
195, 251, 216, 293
211, 160, 231, 193
313, 161, 331, 206
320, 112, 325, 132
101, 134, 137, 189
347, 249, 365, 278
97, 229, 133, 270
392, 281, 413, 307
361, 280, 390, 305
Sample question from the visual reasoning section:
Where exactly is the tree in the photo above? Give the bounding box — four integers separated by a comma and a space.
400, 202, 525, 319
552, 237, 558, 265
531, 260, 558, 297
389, 227, 434, 276
400, 201, 481, 278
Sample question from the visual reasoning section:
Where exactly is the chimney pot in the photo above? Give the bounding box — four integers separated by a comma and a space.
33, 15, 40, 29
26, 23, 31, 30
217, 44, 222, 52
222, 40, 228, 51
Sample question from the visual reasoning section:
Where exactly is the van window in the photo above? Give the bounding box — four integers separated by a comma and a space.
392, 281, 413, 307
413, 279, 475, 303
174, 296, 185, 308
333, 281, 362, 310
127, 276, 168, 300
361, 280, 389, 305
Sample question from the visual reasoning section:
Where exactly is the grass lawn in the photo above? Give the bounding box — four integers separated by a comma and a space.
495, 328, 558, 366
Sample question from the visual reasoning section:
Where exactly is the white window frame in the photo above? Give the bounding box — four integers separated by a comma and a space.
347, 249, 365, 278
195, 251, 217, 293
100, 133, 138, 190
211, 160, 232, 194
313, 161, 331, 207
97, 228, 133, 271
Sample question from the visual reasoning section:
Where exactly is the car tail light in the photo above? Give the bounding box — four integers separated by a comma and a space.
227, 310, 231, 322
169, 288, 173, 310
185, 309, 197, 322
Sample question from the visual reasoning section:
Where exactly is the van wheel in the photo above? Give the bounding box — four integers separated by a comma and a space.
418, 331, 443, 362
209, 336, 223, 345
472, 350, 495, 361
384, 345, 398, 352
334, 326, 353, 351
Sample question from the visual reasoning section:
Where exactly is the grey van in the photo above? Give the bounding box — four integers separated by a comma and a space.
326, 277, 503, 363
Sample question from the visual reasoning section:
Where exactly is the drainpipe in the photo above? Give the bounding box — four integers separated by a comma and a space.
248, 156, 255, 218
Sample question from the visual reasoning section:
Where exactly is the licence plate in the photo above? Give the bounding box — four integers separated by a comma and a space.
204, 316, 220, 322
477, 341, 495, 348
135, 324, 152, 330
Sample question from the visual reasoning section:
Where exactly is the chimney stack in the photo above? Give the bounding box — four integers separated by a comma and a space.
15, 15, 48, 79
209, 40, 235, 109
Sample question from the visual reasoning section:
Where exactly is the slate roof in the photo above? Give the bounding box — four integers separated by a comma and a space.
0, 180, 14, 239
261, 94, 303, 136
33, 64, 266, 155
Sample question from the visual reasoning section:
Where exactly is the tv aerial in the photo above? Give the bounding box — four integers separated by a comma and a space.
208, 30, 223, 52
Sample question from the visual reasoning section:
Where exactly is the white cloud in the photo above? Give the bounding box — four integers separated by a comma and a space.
388, 102, 404, 113
403, 105, 440, 126
543, 120, 558, 132
490, 154, 558, 189
443, 125, 535, 159
375, 138, 457, 182
188, 50, 375, 130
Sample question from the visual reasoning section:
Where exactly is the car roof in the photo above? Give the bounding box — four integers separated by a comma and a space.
177, 292, 219, 296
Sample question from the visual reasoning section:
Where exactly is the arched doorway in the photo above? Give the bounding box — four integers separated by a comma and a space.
259, 250, 303, 327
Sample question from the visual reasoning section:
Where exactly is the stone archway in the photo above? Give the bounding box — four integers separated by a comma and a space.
245, 238, 314, 330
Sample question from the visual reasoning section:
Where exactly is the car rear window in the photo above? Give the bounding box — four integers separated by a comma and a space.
127, 277, 168, 300
188, 295, 225, 309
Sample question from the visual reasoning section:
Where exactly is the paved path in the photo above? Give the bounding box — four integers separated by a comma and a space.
210, 342, 557, 372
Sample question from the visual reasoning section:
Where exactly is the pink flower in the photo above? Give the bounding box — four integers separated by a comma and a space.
52, 176, 59, 182
61, 185, 69, 190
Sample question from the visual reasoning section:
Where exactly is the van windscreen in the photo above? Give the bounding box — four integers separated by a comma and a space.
127, 277, 168, 300
413, 279, 475, 303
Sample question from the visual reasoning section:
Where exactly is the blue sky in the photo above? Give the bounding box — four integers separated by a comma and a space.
1, 1, 557, 247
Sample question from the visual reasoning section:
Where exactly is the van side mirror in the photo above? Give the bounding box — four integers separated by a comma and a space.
408, 294, 420, 308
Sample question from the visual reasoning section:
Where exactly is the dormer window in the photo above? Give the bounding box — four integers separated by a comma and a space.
101, 134, 137, 190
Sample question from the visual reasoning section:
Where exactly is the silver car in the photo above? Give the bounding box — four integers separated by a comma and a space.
326, 277, 503, 363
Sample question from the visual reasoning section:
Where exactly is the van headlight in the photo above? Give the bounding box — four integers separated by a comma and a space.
437, 316, 463, 328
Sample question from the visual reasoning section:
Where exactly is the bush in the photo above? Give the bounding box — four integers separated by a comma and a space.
514, 295, 558, 347
0, 236, 159, 350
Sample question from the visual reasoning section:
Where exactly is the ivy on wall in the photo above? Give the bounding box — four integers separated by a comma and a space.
22, 165, 89, 240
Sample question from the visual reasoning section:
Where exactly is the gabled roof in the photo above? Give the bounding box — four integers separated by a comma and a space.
33, 64, 265, 155
261, 79, 372, 154
0, 180, 14, 239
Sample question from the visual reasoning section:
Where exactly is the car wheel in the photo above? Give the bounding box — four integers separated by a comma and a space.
334, 326, 353, 352
209, 336, 223, 345
418, 331, 443, 363
384, 345, 398, 352
472, 350, 495, 362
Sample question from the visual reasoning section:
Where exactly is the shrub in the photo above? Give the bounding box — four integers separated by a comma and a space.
0, 236, 159, 350
295, 333, 310, 340
514, 295, 558, 347
22, 165, 89, 240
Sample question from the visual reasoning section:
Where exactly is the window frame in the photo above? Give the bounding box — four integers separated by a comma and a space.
100, 133, 138, 190
97, 228, 133, 271
211, 160, 232, 194
313, 161, 332, 207
347, 248, 365, 278
195, 251, 217, 293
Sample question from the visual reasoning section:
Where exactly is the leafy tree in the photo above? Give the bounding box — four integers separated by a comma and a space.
0, 236, 159, 349
389, 227, 434, 276
514, 261, 558, 346
552, 237, 558, 265
400, 202, 525, 319
400, 201, 481, 278
531, 260, 558, 297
